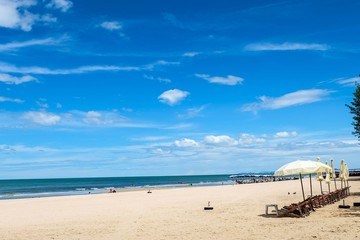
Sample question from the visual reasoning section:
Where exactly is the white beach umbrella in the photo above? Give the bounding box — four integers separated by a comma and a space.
340, 159, 345, 188
344, 163, 350, 196
274, 160, 331, 201
316, 157, 324, 194
325, 161, 331, 192
330, 159, 337, 190
344, 163, 350, 181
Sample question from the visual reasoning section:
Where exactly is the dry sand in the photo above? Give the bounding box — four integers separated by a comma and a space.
1, 177, 360, 240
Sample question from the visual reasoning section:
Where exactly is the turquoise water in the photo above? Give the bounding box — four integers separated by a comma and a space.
0, 174, 234, 199
0, 172, 277, 200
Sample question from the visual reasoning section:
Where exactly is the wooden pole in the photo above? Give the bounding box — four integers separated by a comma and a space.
320, 181, 323, 195
309, 174, 313, 197
300, 173, 305, 201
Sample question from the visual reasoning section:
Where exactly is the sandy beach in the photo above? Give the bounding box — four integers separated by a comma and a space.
1, 177, 359, 240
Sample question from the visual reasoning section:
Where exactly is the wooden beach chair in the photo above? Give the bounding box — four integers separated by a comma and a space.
309, 195, 322, 208
277, 199, 313, 218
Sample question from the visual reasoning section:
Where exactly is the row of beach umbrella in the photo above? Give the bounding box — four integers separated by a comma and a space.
274, 158, 350, 201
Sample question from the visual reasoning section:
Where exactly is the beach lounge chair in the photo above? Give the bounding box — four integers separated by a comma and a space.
277, 199, 313, 218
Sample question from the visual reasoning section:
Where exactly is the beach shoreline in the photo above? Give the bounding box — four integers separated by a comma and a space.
1, 177, 359, 240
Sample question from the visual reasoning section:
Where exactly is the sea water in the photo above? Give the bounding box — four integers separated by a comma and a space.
0, 172, 276, 200
0, 174, 234, 199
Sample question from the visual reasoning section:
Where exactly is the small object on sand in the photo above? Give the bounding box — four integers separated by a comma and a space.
204, 201, 214, 210
353, 202, 360, 207
288, 192, 290, 195
293, 192, 296, 194
339, 205, 350, 209
339, 200, 350, 209
147, 189, 152, 194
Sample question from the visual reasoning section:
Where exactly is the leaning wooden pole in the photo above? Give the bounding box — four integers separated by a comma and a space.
300, 173, 305, 201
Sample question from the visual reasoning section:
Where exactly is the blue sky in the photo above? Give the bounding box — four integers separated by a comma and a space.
0, 0, 359, 179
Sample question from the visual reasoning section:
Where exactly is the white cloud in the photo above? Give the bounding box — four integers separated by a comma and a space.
177, 106, 205, 119
275, 131, 298, 138
0, 36, 66, 52
144, 74, 171, 83
132, 136, 169, 142
0, 62, 140, 75
174, 138, 199, 147
0, 73, 37, 84
0, 0, 56, 31
238, 133, 266, 146
337, 77, 359, 87
36, 98, 48, 109
152, 148, 170, 154
82, 111, 123, 125
145, 60, 180, 70
46, 0, 73, 12
195, 74, 243, 86
22, 111, 61, 126
0, 96, 24, 103
158, 89, 189, 106
0, 60, 179, 75
204, 135, 238, 146
182, 52, 200, 57
100, 21, 122, 31
244, 42, 329, 51
241, 89, 332, 112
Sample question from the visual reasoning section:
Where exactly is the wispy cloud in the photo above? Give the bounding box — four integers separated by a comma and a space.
22, 111, 61, 126
0, 59, 180, 76
238, 133, 266, 146
100, 21, 122, 31
241, 89, 332, 112
132, 136, 170, 142
177, 106, 205, 119
144, 74, 171, 83
144, 60, 180, 70
0, 62, 139, 75
337, 76, 359, 87
98, 20, 126, 38
0, 36, 67, 52
182, 52, 200, 57
0, 110, 154, 129
0, 96, 24, 103
46, 0, 73, 12
158, 89, 190, 106
195, 74, 244, 86
274, 131, 298, 138
174, 138, 200, 147
0, 73, 37, 84
0, 0, 56, 31
204, 135, 238, 146
244, 42, 329, 51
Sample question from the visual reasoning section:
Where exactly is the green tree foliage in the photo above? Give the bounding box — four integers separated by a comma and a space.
346, 81, 360, 141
